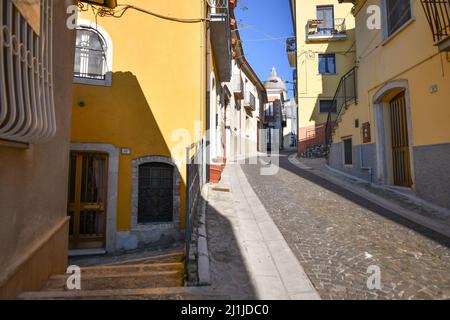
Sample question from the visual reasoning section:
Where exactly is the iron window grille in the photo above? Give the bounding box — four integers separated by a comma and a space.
74, 27, 107, 80
0, 0, 56, 143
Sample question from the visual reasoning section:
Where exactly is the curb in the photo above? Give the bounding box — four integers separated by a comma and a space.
288, 153, 450, 239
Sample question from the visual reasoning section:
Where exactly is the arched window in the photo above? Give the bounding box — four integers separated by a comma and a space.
138, 162, 174, 223
73, 20, 113, 86
74, 27, 107, 80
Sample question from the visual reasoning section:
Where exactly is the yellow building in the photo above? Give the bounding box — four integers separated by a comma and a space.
0, 0, 77, 298
289, 0, 356, 154
69, 0, 233, 253
327, 0, 450, 209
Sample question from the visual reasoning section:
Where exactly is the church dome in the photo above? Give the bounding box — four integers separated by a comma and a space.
264, 67, 287, 91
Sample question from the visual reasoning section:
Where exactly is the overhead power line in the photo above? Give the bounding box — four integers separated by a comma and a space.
79, 2, 209, 23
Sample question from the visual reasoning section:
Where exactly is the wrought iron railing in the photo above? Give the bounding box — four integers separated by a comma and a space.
324, 67, 357, 153
185, 139, 205, 268
421, 0, 450, 43
244, 91, 256, 110
207, 0, 229, 14
286, 37, 296, 53
0, 0, 56, 143
231, 73, 243, 98
307, 18, 347, 39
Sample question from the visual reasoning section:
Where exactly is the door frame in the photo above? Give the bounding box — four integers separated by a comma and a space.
373, 80, 415, 188
70, 143, 119, 253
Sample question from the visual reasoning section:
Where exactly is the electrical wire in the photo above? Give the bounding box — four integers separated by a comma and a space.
78, 2, 209, 23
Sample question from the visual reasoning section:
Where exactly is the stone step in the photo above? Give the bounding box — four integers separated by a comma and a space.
43, 270, 184, 291
18, 287, 236, 300
79, 262, 184, 275
106, 251, 184, 266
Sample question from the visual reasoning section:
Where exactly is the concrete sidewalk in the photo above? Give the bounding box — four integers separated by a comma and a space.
206, 163, 320, 300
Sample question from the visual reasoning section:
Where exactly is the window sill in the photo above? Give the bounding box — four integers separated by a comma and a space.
382, 17, 416, 47
73, 72, 112, 87
319, 73, 338, 76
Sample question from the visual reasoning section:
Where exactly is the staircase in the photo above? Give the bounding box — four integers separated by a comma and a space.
17, 251, 188, 300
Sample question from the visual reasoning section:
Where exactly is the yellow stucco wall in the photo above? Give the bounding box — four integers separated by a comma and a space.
333, 0, 450, 147
71, 0, 207, 231
295, 0, 355, 131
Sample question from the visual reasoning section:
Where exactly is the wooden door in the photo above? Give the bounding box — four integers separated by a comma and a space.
389, 92, 412, 187
68, 152, 108, 250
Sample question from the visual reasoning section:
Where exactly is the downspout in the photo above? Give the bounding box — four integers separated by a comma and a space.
204, 0, 210, 182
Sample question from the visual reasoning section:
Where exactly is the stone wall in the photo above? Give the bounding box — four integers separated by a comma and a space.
328, 142, 377, 182
413, 143, 450, 209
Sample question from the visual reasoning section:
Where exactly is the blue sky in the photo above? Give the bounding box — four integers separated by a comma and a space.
235, 0, 294, 98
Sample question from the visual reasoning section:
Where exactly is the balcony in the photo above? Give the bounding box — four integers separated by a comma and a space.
208, 0, 232, 81
306, 18, 347, 42
286, 37, 297, 68
421, 0, 450, 51
0, 0, 57, 144
244, 91, 256, 111
231, 74, 244, 99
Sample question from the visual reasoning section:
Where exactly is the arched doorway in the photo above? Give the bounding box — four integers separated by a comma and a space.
373, 80, 414, 187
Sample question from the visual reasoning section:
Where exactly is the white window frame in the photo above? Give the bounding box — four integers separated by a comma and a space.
381, 0, 415, 43
73, 19, 113, 87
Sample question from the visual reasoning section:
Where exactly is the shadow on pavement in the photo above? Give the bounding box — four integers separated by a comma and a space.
261, 153, 450, 249
204, 195, 257, 299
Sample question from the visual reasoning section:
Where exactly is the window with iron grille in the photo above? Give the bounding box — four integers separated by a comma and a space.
74, 27, 107, 80
343, 138, 353, 165
138, 163, 174, 223
386, 0, 412, 36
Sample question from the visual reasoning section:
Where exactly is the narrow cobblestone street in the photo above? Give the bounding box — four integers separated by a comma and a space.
239, 153, 450, 300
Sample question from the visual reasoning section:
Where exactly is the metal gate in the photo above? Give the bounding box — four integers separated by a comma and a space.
68, 152, 108, 250
389, 92, 412, 187
185, 139, 205, 263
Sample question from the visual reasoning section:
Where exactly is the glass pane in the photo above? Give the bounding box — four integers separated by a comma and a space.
317, 5, 334, 35
74, 28, 106, 79
387, 0, 411, 36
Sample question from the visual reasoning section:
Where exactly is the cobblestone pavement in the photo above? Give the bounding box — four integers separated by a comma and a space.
240, 153, 450, 300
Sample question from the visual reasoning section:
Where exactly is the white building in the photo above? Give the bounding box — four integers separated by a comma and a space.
263, 67, 292, 151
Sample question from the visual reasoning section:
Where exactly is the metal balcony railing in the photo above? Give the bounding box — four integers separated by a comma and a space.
421, 0, 450, 44
324, 67, 357, 153
244, 91, 256, 110
207, 0, 229, 15
286, 37, 296, 53
286, 37, 297, 67
0, 0, 56, 143
208, 0, 232, 81
231, 74, 244, 99
306, 18, 347, 41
